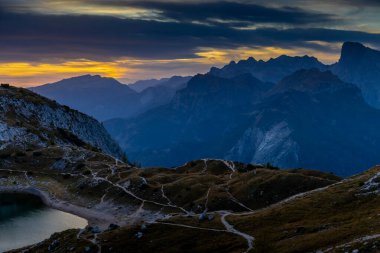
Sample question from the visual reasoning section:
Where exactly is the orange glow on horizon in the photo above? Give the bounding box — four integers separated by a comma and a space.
0, 60, 127, 78
0, 46, 340, 87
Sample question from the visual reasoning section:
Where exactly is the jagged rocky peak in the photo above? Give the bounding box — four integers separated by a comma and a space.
337, 41, 380, 68
235, 56, 257, 65
269, 54, 320, 63
331, 42, 380, 108
340, 42, 371, 63
209, 53, 327, 82
0, 85, 123, 158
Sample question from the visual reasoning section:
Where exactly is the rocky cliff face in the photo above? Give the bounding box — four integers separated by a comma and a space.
331, 42, 380, 108
226, 121, 299, 168
0, 85, 123, 158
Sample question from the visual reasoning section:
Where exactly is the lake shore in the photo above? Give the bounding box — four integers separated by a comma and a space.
0, 185, 116, 228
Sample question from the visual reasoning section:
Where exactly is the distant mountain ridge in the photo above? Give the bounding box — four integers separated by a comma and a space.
128, 76, 191, 92
210, 54, 327, 83
28, 42, 380, 175
105, 42, 380, 175
30, 75, 139, 121
31, 41, 380, 122
31, 75, 191, 121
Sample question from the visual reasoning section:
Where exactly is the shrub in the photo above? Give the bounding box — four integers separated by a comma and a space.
62, 174, 71, 179
15, 151, 26, 157
83, 169, 92, 175
0, 152, 11, 159
76, 163, 86, 170
33, 151, 43, 157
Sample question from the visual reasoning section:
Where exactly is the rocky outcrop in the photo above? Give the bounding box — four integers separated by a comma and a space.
331, 42, 380, 108
0, 86, 123, 158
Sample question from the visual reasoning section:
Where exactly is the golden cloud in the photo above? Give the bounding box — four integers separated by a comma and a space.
0, 45, 340, 87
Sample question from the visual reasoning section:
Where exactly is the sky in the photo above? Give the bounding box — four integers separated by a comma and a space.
1, 0, 380, 87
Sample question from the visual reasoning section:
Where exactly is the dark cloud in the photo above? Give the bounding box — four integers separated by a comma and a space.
0, 11, 243, 61
254, 28, 380, 44
0, 9, 380, 62
0, 1, 380, 63
326, 0, 380, 6
86, 0, 339, 27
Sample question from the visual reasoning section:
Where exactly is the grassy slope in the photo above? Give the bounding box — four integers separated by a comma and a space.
229, 167, 380, 252
0, 145, 341, 253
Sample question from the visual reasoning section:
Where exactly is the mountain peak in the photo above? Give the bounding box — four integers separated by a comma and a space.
236, 56, 257, 65
38, 74, 129, 91
342, 41, 366, 51
331, 42, 380, 108
340, 42, 369, 63
338, 41, 380, 66
65, 74, 103, 81
272, 68, 352, 94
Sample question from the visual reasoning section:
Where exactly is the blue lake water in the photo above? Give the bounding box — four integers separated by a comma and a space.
0, 193, 87, 252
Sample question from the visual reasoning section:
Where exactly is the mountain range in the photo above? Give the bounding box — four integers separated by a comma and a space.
128, 75, 191, 93
209, 54, 327, 83
30, 42, 380, 176
31, 75, 191, 121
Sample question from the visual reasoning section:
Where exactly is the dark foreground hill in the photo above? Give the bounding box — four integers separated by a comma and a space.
1, 145, 340, 253
4, 147, 380, 253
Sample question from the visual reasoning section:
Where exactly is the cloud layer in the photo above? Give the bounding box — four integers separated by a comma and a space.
1, 0, 380, 86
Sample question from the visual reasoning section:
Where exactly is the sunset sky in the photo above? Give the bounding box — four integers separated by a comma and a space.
1, 0, 380, 87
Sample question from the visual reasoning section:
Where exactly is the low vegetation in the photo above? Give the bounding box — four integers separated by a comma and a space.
0, 145, 343, 253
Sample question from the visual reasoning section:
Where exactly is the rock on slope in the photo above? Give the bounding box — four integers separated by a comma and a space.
0, 85, 123, 158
